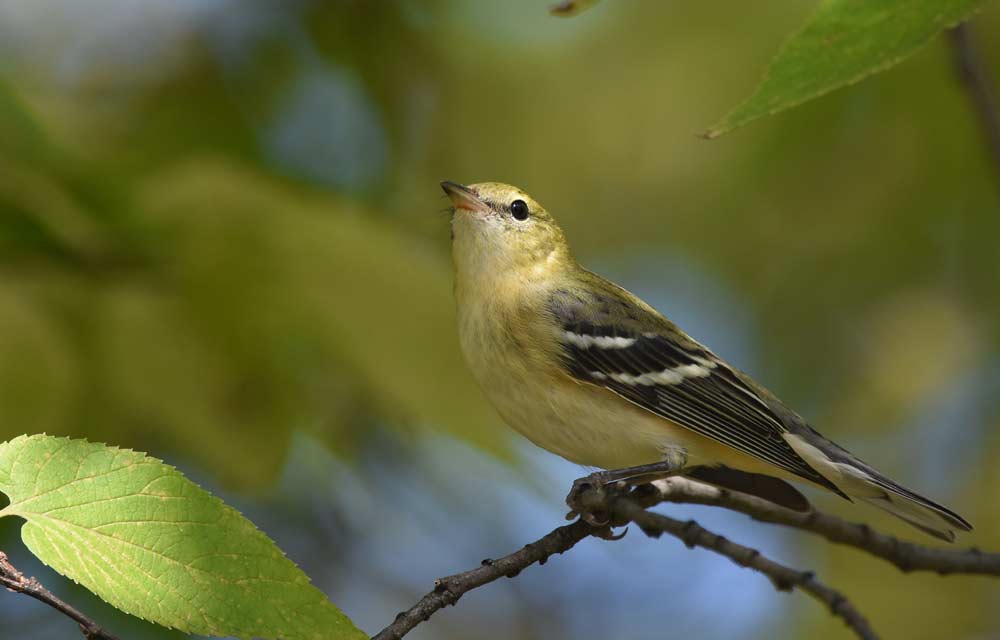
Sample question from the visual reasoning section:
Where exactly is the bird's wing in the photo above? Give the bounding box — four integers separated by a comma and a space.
547, 282, 842, 494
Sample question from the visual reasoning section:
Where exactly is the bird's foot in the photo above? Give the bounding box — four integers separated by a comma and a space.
565, 471, 628, 526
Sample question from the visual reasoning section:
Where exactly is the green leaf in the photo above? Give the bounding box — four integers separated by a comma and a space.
0, 434, 367, 640
706, 0, 984, 138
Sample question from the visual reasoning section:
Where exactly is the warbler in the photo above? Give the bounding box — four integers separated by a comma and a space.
442, 180, 972, 542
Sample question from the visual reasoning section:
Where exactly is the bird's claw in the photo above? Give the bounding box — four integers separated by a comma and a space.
565, 472, 627, 528
581, 509, 611, 527
594, 525, 629, 541
566, 471, 614, 506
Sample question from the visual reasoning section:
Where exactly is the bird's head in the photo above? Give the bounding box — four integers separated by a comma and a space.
441, 181, 571, 283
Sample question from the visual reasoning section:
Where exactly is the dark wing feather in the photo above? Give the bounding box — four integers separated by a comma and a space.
548, 284, 842, 494
686, 466, 811, 512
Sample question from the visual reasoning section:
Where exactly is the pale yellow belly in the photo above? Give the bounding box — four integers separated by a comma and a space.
480, 368, 780, 475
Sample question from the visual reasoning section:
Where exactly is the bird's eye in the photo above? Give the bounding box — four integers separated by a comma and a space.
510, 199, 529, 221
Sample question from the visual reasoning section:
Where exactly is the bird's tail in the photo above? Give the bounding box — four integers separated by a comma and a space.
783, 432, 972, 543
857, 486, 970, 543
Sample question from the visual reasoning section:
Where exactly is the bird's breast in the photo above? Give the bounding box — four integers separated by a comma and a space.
455, 288, 692, 469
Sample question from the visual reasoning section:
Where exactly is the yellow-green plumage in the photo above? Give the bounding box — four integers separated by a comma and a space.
445, 180, 971, 542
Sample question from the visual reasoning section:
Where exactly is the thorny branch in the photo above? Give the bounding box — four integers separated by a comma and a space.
0, 551, 121, 640
376, 477, 1000, 640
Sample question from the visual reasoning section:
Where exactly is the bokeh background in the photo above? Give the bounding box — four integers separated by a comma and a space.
0, 1, 999, 638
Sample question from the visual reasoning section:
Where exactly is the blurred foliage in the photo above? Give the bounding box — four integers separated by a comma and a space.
0, 1, 998, 638
707, 0, 986, 137
0, 67, 501, 490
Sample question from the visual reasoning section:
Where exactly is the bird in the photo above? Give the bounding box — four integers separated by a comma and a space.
442, 179, 972, 542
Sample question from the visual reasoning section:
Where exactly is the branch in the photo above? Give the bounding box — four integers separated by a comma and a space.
376, 483, 875, 640
0, 550, 121, 640
372, 520, 594, 640
607, 496, 877, 640
949, 20, 1000, 195
646, 476, 1000, 576
377, 474, 999, 639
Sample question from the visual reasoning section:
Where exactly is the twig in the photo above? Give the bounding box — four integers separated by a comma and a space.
549, 0, 601, 17
647, 476, 1000, 576
377, 482, 872, 640
372, 520, 594, 640
609, 497, 878, 640
378, 475, 1000, 639
949, 21, 1000, 196
0, 551, 121, 640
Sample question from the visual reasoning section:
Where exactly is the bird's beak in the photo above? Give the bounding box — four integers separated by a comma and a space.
441, 181, 491, 214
